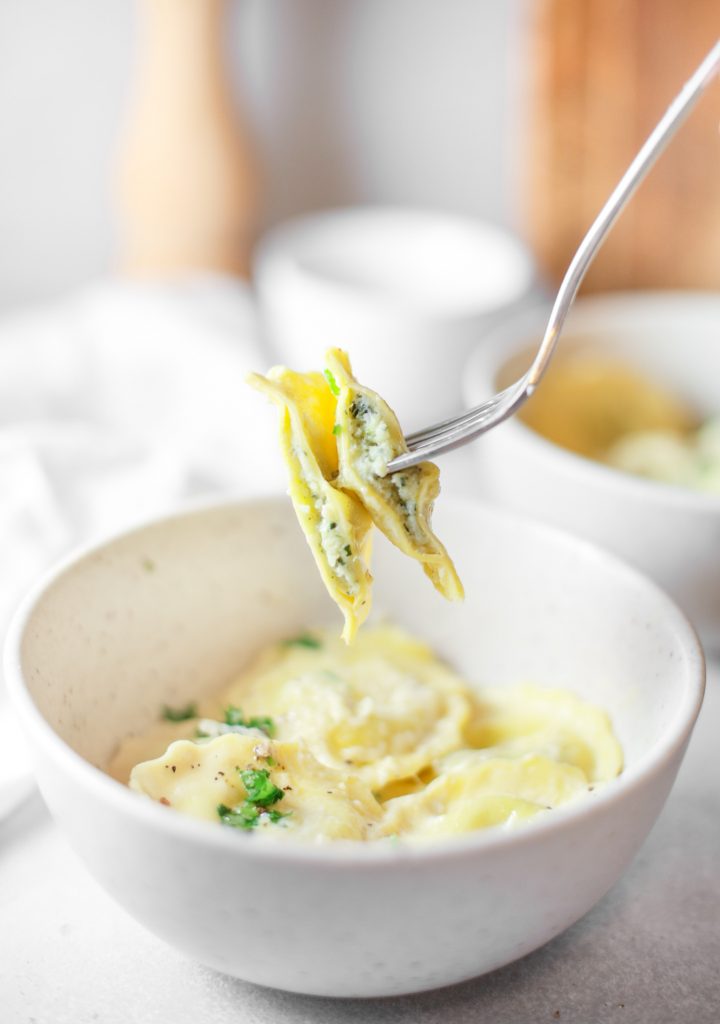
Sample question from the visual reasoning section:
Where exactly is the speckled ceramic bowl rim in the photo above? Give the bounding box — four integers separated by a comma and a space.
465, 292, 720, 510
4, 493, 706, 867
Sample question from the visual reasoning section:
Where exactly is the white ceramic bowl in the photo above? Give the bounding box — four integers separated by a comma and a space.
465, 292, 720, 652
254, 206, 535, 430
5, 496, 704, 997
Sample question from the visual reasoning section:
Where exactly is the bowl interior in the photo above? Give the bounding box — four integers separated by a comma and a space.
17, 497, 702, 784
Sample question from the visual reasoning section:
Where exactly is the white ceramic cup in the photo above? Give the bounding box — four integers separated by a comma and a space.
254, 206, 535, 430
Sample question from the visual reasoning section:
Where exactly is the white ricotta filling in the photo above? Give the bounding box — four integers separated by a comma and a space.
317, 508, 359, 595
347, 397, 425, 541
350, 401, 395, 478
291, 441, 360, 596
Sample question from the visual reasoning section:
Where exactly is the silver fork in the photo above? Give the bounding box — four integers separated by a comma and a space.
387, 39, 720, 474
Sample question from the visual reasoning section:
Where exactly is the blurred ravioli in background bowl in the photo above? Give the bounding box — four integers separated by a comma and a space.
465, 292, 720, 651
5, 494, 704, 996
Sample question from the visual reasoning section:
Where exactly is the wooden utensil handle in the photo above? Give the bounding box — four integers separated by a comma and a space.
116, 0, 261, 278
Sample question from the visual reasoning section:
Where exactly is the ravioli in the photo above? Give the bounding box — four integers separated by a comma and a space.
462, 684, 623, 782
605, 417, 720, 493
212, 624, 472, 791
326, 349, 464, 601
130, 733, 382, 842
249, 350, 462, 642
379, 753, 590, 840
519, 355, 698, 460
247, 367, 373, 643
117, 625, 624, 844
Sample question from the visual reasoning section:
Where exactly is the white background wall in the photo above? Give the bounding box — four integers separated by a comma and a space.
0, 0, 526, 309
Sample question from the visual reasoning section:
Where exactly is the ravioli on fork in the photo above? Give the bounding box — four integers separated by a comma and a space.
326, 349, 463, 601
248, 367, 373, 642
249, 350, 462, 641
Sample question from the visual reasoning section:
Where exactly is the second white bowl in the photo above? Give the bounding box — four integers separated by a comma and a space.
465, 292, 720, 650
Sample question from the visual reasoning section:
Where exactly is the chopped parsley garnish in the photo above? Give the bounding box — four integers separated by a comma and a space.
217, 803, 290, 830
162, 702, 197, 722
223, 705, 275, 737
217, 767, 290, 830
240, 768, 284, 806
264, 808, 289, 824
344, 544, 352, 557
323, 368, 341, 397
332, 424, 342, 436
282, 633, 322, 650
217, 802, 260, 829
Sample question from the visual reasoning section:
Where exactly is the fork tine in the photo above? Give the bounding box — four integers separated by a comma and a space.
386, 380, 529, 473
404, 383, 518, 447
404, 397, 500, 448
406, 402, 500, 454
409, 381, 524, 448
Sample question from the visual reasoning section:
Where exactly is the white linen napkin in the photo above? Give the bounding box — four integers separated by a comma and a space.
0, 276, 284, 816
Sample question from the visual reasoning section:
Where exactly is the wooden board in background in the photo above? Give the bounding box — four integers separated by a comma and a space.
523, 0, 720, 291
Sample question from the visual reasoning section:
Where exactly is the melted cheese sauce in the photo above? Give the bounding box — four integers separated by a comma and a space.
113, 625, 623, 844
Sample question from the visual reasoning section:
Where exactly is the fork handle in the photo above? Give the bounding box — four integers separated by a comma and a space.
526, 38, 720, 394
385, 40, 720, 474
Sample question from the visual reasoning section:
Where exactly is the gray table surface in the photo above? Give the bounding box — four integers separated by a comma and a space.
1, 658, 718, 1024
